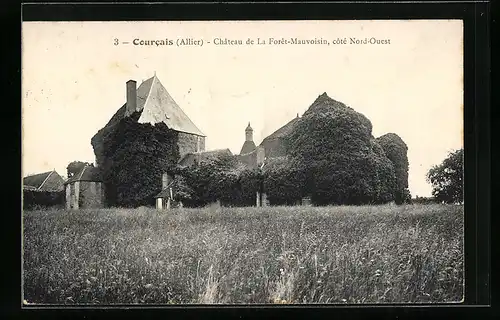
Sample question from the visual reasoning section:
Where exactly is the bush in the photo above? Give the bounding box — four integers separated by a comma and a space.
262, 157, 306, 205
173, 156, 263, 207
23, 189, 65, 210
413, 196, 440, 205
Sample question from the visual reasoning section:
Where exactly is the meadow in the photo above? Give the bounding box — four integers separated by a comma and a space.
22, 204, 464, 305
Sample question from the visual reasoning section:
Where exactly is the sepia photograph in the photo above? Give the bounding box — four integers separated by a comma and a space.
22, 20, 464, 305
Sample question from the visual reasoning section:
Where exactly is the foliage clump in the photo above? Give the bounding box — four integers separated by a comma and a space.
426, 148, 463, 204
23, 190, 64, 210
262, 156, 306, 205
286, 93, 399, 205
95, 114, 180, 207
376, 133, 411, 204
173, 154, 261, 207
66, 161, 93, 178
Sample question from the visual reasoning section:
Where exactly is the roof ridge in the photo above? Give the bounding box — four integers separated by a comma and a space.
25, 170, 52, 178
78, 166, 87, 181
142, 75, 156, 113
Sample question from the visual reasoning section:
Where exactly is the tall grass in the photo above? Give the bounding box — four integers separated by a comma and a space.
22, 204, 463, 304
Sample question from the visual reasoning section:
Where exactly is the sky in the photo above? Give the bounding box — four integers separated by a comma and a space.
21, 20, 463, 197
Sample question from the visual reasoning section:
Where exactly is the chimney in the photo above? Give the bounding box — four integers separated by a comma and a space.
126, 80, 137, 116
162, 172, 172, 190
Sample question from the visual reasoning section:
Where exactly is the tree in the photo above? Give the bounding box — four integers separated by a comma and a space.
426, 148, 463, 204
375, 133, 410, 204
286, 93, 397, 205
66, 161, 92, 178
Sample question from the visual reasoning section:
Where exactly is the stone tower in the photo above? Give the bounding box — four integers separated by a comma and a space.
245, 122, 253, 142
240, 122, 257, 155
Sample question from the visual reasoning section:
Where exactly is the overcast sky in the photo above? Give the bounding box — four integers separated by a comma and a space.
22, 20, 463, 197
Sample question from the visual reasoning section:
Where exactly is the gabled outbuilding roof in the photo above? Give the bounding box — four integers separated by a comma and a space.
64, 165, 102, 185
23, 170, 64, 191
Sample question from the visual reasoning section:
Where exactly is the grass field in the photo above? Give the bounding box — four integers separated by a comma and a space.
22, 204, 463, 305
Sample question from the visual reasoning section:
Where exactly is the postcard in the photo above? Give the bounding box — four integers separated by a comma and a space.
22, 20, 464, 305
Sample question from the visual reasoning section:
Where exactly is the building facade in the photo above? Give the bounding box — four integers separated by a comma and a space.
92, 75, 206, 166
90, 74, 206, 208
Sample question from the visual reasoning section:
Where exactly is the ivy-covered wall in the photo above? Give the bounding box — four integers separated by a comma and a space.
93, 114, 180, 207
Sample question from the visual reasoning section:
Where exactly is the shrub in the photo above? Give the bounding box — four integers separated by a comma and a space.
173, 156, 263, 207
262, 157, 306, 206
23, 189, 65, 210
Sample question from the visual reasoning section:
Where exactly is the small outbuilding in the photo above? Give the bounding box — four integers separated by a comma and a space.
23, 170, 66, 209
23, 170, 65, 192
64, 165, 104, 210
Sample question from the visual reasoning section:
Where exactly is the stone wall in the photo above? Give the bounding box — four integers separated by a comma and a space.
77, 181, 104, 209
178, 132, 206, 158
65, 184, 71, 209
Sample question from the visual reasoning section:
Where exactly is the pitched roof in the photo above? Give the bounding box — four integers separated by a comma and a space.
23, 171, 55, 190
261, 116, 301, 143
239, 140, 256, 155
64, 165, 102, 185
178, 148, 233, 166
155, 188, 172, 199
128, 75, 205, 137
